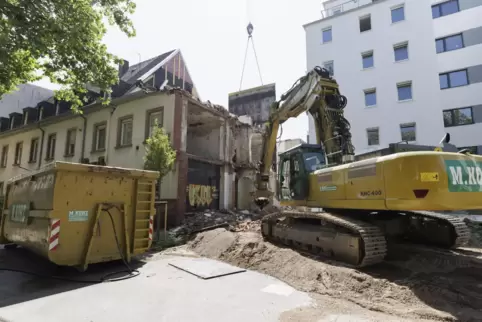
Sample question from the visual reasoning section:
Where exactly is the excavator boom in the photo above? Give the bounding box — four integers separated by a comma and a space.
255, 66, 354, 206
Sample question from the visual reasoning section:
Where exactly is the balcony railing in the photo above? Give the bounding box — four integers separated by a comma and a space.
321, 0, 380, 19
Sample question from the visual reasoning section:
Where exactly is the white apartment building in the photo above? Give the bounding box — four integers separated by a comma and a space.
305, 0, 482, 155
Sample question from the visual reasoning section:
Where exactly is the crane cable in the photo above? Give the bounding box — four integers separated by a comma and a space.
239, 22, 264, 91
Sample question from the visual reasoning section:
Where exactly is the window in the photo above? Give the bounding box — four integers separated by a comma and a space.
359, 15, 371, 32
400, 123, 416, 141
397, 81, 412, 101
146, 108, 164, 139
432, 0, 459, 19
118, 116, 133, 147
443, 107, 474, 127
436, 34, 464, 53
93, 123, 107, 151
367, 128, 379, 146
394, 42, 408, 61
46, 133, 56, 160
391, 5, 405, 23
323, 61, 334, 76
322, 28, 332, 43
144, 75, 155, 87
364, 88, 377, 107
29, 138, 39, 163
362, 51, 374, 69
1, 145, 8, 168
279, 158, 291, 200
14, 142, 22, 165
439, 69, 469, 89
65, 128, 76, 156
332, 6, 341, 15
0, 182, 4, 196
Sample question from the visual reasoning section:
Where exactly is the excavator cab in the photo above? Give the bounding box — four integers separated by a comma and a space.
278, 144, 326, 201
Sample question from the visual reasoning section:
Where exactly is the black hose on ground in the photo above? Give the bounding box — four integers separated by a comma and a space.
0, 207, 141, 283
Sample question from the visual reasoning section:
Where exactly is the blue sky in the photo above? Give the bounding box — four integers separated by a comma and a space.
35, 0, 324, 141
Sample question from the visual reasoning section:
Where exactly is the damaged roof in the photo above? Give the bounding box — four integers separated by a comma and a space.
120, 50, 175, 84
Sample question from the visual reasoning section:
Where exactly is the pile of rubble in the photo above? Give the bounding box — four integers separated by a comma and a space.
160, 209, 266, 246
183, 209, 264, 232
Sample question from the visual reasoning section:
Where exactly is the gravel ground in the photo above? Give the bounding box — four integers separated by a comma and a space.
185, 222, 482, 322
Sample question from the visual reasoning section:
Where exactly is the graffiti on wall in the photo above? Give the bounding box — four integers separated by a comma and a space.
187, 184, 219, 207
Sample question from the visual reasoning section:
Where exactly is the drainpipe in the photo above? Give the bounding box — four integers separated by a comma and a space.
37, 124, 45, 170
105, 105, 117, 165
79, 114, 87, 162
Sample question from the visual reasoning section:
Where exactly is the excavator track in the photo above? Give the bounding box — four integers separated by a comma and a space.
404, 211, 470, 248
261, 211, 387, 268
260, 210, 471, 268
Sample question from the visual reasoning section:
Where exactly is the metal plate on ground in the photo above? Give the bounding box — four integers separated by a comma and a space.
168, 257, 246, 280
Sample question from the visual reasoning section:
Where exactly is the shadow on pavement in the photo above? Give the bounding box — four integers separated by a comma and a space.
0, 247, 146, 308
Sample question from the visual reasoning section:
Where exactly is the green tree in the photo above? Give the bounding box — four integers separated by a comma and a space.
0, 0, 136, 111
144, 124, 176, 179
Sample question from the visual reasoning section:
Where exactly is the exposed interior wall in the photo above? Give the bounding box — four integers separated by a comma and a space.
237, 169, 256, 210
220, 167, 235, 209
186, 126, 221, 160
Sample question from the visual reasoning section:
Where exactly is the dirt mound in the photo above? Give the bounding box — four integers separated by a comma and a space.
188, 228, 482, 322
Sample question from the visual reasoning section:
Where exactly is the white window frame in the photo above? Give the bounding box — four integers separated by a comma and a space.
1, 145, 8, 167
397, 81, 413, 102
46, 133, 56, 160
393, 41, 409, 62
94, 124, 107, 151
323, 60, 334, 76
359, 14, 372, 33
366, 127, 380, 146
361, 50, 374, 69
149, 111, 162, 137
29, 138, 39, 163
364, 88, 377, 107
119, 117, 133, 147
332, 6, 342, 15
14, 142, 22, 165
65, 128, 77, 156
391, 4, 405, 24
322, 27, 332, 43
400, 122, 416, 142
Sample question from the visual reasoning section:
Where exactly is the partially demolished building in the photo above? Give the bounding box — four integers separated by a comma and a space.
0, 49, 265, 227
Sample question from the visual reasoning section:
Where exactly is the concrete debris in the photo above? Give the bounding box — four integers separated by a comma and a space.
230, 220, 261, 233
182, 209, 264, 234
156, 208, 275, 249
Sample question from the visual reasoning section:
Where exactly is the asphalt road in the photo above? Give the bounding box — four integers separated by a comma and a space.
0, 248, 314, 322
0, 248, 419, 322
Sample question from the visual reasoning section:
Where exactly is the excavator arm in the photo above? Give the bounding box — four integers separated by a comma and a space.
254, 66, 355, 208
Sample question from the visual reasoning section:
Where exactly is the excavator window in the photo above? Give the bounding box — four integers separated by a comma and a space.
278, 152, 310, 201
303, 152, 326, 172
279, 158, 291, 200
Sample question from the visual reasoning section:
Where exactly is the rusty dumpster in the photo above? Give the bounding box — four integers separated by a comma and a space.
0, 161, 159, 271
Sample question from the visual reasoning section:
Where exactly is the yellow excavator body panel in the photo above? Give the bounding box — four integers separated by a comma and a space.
279, 151, 482, 211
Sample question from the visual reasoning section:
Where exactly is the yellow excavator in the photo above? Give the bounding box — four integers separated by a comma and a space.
253, 66, 482, 267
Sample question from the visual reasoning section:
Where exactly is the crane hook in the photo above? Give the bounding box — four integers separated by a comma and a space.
247, 22, 254, 37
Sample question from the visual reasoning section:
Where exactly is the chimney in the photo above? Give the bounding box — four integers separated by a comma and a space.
118, 60, 129, 77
